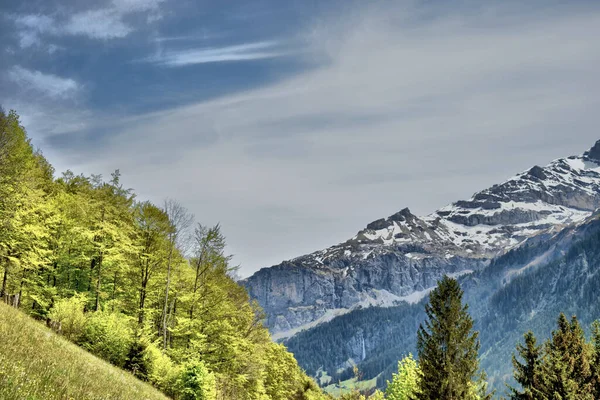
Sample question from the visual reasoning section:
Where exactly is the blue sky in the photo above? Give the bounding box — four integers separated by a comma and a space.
1, 0, 600, 276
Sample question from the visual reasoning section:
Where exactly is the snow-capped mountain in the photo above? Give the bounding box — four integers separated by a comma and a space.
243, 140, 600, 338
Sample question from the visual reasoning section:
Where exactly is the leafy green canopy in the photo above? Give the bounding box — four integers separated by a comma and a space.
0, 109, 328, 400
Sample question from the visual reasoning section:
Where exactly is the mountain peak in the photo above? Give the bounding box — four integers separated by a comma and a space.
584, 140, 600, 162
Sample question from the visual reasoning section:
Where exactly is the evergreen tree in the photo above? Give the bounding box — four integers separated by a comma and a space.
540, 314, 593, 399
591, 320, 600, 398
416, 276, 483, 400
509, 331, 546, 400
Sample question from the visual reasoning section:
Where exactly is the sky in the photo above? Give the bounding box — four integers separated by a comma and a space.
1, 0, 600, 277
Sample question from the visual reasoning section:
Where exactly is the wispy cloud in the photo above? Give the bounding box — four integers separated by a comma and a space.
63, 9, 132, 39
13, 0, 166, 46
8, 66, 79, 99
14, 14, 54, 48
147, 41, 283, 66
18, 1, 600, 276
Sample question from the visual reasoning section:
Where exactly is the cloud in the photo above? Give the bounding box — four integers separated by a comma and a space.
112, 0, 164, 13
30, 1, 600, 276
14, 14, 55, 47
63, 9, 132, 39
13, 0, 166, 45
146, 41, 283, 66
7, 66, 80, 99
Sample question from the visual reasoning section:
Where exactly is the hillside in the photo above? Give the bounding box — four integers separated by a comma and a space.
0, 302, 169, 400
0, 109, 328, 400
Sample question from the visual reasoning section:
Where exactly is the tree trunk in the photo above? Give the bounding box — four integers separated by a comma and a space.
162, 240, 174, 350
0, 266, 7, 298
94, 252, 103, 311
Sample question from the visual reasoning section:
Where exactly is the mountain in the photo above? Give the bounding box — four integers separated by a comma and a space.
285, 209, 600, 392
244, 141, 600, 339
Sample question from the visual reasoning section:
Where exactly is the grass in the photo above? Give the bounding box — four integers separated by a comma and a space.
323, 376, 378, 397
0, 302, 169, 400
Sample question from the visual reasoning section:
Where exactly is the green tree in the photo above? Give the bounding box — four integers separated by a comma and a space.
540, 314, 593, 399
0, 109, 53, 305
591, 320, 600, 398
161, 199, 193, 350
178, 359, 217, 400
0, 108, 330, 400
132, 201, 170, 325
416, 276, 484, 400
509, 331, 546, 400
386, 354, 421, 400
88, 171, 136, 312
368, 391, 385, 400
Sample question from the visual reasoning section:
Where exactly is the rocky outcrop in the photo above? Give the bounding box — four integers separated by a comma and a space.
584, 139, 600, 161
243, 141, 600, 337
245, 251, 484, 335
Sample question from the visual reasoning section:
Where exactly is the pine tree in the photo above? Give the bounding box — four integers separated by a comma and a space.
591, 321, 600, 398
541, 314, 593, 399
416, 276, 483, 400
509, 331, 546, 400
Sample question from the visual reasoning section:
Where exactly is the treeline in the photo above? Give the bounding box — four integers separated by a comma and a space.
334, 275, 600, 400
0, 109, 327, 399
285, 302, 424, 386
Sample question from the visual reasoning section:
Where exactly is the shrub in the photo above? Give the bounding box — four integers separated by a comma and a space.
145, 343, 182, 397
125, 338, 152, 381
47, 293, 87, 340
177, 359, 217, 400
78, 311, 134, 367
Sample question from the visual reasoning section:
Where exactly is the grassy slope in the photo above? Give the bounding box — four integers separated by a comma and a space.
0, 302, 169, 400
323, 376, 378, 397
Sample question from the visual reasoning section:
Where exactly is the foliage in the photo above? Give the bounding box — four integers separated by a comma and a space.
368, 390, 385, 400
508, 331, 544, 400
125, 338, 152, 381
0, 301, 168, 400
0, 109, 328, 400
507, 314, 600, 400
416, 276, 486, 400
145, 342, 182, 396
385, 354, 421, 400
177, 359, 217, 400
79, 310, 134, 367
47, 293, 88, 340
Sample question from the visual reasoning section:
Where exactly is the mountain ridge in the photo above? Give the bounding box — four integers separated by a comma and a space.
244, 140, 600, 339
285, 208, 600, 391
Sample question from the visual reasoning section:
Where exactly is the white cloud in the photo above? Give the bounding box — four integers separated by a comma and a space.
147, 41, 283, 66
112, 0, 164, 13
34, 2, 600, 276
8, 66, 80, 99
64, 9, 132, 39
13, 0, 166, 44
15, 14, 55, 48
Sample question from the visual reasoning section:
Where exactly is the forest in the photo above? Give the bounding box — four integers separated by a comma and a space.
3, 107, 600, 400
0, 108, 327, 399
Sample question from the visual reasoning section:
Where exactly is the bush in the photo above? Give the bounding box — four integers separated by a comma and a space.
145, 343, 182, 397
47, 293, 87, 340
177, 359, 217, 400
125, 339, 152, 381
78, 311, 134, 367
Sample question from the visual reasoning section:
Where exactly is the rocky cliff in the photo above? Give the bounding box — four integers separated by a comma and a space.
243, 141, 600, 338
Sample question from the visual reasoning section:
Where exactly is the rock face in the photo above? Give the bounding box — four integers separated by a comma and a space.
285, 211, 600, 391
243, 142, 600, 338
